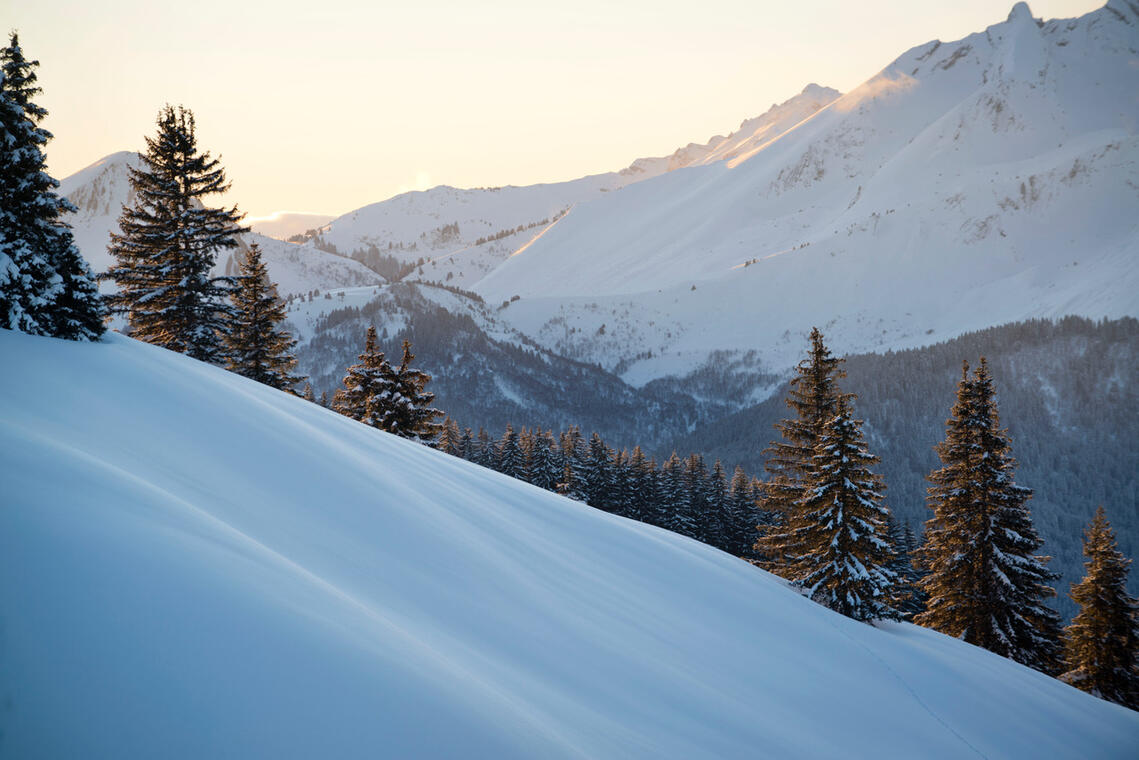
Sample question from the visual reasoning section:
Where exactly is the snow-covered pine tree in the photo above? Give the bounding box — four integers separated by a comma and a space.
379, 340, 444, 443
755, 328, 847, 569
661, 453, 696, 538
785, 396, 898, 621
726, 466, 761, 558
684, 453, 711, 543
886, 518, 926, 620
0, 33, 103, 340
334, 325, 396, 426
223, 243, 303, 391
1060, 507, 1139, 709
458, 427, 475, 461
707, 460, 729, 550
497, 424, 526, 479
103, 105, 247, 361
528, 429, 562, 492
626, 446, 655, 524
915, 359, 1062, 673
301, 383, 315, 402
581, 432, 614, 509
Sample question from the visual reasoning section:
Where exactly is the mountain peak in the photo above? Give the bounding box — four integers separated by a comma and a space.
1007, 1, 1034, 23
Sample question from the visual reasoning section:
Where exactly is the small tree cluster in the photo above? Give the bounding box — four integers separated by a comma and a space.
435, 420, 769, 558
333, 326, 443, 443
0, 33, 104, 340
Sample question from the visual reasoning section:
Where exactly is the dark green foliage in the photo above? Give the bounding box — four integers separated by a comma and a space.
792, 397, 898, 621
497, 424, 526, 479
384, 340, 444, 443
672, 317, 1139, 621
334, 325, 395, 426
224, 243, 303, 391
755, 328, 847, 570
916, 359, 1062, 673
0, 33, 104, 340
103, 105, 247, 361
1061, 507, 1139, 709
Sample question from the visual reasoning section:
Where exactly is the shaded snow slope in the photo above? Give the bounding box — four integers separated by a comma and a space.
477, 1, 1139, 381
1, 329, 1136, 758
58, 152, 382, 298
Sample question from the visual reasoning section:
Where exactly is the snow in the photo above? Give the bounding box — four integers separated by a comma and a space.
474, 2, 1139, 382
1, 328, 1137, 758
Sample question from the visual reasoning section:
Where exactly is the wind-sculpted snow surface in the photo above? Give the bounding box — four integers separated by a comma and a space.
478, 1, 1139, 381
1, 329, 1136, 758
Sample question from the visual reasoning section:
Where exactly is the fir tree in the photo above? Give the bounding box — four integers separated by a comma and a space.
497, 423, 526, 479
527, 429, 562, 493
0, 33, 103, 340
660, 453, 696, 538
458, 427, 475, 462
707, 460, 729, 549
1060, 507, 1139, 709
103, 105, 247, 361
223, 243, 302, 391
915, 359, 1062, 673
334, 325, 396, 427
581, 432, 614, 509
380, 340, 443, 443
301, 383, 315, 402
436, 417, 462, 456
756, 328, 848, 567
887, 519, 927, 620
785, 396, 899, 621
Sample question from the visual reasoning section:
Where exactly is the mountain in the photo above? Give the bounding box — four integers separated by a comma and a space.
58, 152, 383, 299
303, 84, 841, 289
3, 327, 1136, 758
665, 316, 1139, 620
248, 211, 336, 240
477, 1, 1139, 383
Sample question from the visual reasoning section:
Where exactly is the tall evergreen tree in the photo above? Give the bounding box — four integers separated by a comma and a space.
497, 424, 526, 479
756, 328, 848, 567
916, 359, 1062, 673
436, 417, 462, 456
1060, 507, 1139, 709
660, 453, 696, 538
528, 429, 562, 492
0, 33, 104, 340
887, 518, 927, 620
223, 243, 302, 391
103, 105, 247, 361
784, 396, 899, 621
581, 432, 614, 509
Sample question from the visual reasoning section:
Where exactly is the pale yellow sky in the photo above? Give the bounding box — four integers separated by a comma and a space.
10, 0, 1104, 218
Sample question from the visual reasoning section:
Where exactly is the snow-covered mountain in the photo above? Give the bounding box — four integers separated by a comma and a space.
249, 211, 336, 240
2, 327, 1136, 758
306, 84, 841, 288
58, 152, 383, 298
476, 1, 1139, 383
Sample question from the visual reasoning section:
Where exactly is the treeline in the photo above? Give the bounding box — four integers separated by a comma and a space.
433, 420, 769, 558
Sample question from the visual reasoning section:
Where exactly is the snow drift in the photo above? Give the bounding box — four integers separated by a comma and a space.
1, 329, 1136, 758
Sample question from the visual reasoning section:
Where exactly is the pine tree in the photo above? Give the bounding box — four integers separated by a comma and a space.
660, 453, 696, 538
756, 328, 847, 568
497, 423, 526, 479
223, 243, 303, 391
684, 453, 711, 543
581, 432, 614, 509
785, 396, 899, 621
916, 359, 1062, 673
458, 427, 475, 461
301, 383, 315, 402
334, 325, 396, 426
379, 340, 443, 443
707, 460, 729, 550
0, 33, 104, 340
528, 429, 562, 492
887, 519, 927, 620
103, 105, 247, 361
436, 417, 462, 456
1060, 507, 1139, 709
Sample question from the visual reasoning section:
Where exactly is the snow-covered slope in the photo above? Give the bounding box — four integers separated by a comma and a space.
249, 211, 336, 240
1, 329, 1137, 758
308, 85, 840, 288
58, 152, 382, 298
477, 1, 1139, 382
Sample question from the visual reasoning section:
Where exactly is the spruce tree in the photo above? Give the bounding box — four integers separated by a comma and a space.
916, 359, 1062, 673
528, 430, 562, 492
381, 340, 443, 443
581, 432, 614, 508
436, 417, 462, 456
756, 328, 847, 568
223, 243, 303, 391
103, 105, 247, 361
0, 33, 104, 340
497, 424, 526, 479
786, 396, 899, 621
660, 453, 696, 538
334, 325, 396, 426
1060, 507, 1139, 709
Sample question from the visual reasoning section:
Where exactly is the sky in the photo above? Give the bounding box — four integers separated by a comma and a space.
11, 0, 1106, 219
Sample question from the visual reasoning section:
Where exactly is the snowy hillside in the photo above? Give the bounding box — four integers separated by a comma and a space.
249, 211, 336, 240
306, 85, 840, 287
1, 328, 1136, 758
477, 1, 1139, 382
59, 152, 382, 298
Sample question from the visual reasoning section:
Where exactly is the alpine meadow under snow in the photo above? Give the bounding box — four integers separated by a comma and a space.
1, 328, 1137, 758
